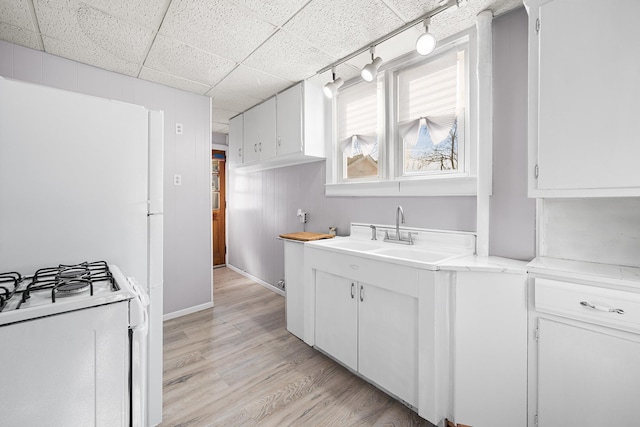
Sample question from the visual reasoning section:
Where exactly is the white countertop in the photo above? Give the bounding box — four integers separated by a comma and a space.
440, 255, 529, 274
527, 257, 640, 289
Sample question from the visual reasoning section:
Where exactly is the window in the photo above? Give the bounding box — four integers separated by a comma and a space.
336, 78, 383, 180
397, 50, 464, 176
327, 36, 474, 197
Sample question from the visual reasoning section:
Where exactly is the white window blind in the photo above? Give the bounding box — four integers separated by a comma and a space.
337, 80, 379, 143
397, 50, 462, 123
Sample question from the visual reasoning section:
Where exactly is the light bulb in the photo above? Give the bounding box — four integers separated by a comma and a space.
416, 32, 437, 55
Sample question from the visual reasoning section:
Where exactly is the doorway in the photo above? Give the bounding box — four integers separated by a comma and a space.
212, 150, 226, 266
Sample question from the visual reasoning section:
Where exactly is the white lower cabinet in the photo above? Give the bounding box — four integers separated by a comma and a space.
536, 318, 640, 426
451, 270, 528, 427
531, 277, 640, 426
314, 269, 418, 407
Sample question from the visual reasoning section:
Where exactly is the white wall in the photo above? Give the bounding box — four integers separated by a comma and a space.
0, 40, 212, 316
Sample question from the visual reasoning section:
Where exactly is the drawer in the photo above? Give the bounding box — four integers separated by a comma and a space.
535, 278, 640, 333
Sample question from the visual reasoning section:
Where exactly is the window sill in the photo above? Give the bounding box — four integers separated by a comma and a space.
325, 175, 477, 197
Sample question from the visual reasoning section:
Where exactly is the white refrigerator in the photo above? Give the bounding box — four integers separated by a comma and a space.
0, 77, 163, 425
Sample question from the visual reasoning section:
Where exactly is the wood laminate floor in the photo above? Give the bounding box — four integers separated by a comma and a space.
160, 267, 433, 427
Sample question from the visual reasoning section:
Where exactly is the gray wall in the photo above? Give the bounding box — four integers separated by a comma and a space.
0, 40, 212, 316
490, 7, 536, 261
228, 7, 535, 288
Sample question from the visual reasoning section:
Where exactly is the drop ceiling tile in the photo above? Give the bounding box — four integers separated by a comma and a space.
145, 35, 236, 86
212, 122, 230, 133
283, 0, 404, 59
80, 0, 169, 29
43, 36, 139, 76
159, 0, 276, 63
230, 0, 309, 26
212, 107, 239, 124
34, 0, 153, 63
139, 66, 211, 95
380, 0, 444, 22
0, 23, 41, 50
0, 0, 37, 29
243, 30, 334, 82
206, 87, 263, 113
212, 65, 293, 100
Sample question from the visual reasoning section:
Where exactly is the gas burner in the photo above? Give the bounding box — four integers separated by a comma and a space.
57, 265, 90, 281
55, 279, 91, 294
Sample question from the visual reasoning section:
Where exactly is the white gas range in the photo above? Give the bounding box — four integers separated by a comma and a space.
0, 261, 149, 426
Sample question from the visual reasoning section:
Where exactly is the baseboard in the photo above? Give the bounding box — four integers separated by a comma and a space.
163, 301, 214, 321
226, 264, 285, 297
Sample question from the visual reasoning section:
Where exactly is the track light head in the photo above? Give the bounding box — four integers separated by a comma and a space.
323, 75, 343, 98
361, 48, 383, 83
416, 18, 437, 56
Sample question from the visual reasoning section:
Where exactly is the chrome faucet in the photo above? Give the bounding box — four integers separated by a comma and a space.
383, 205, 414, 245
370, 224, 377, 240
396, 205, 405, 239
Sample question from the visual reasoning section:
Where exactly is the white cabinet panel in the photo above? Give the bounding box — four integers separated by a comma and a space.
453, 271, 527, 427
284, 239, 305, 339
243, 98, 276, 164
359, 282, 418, 406
526, 0, 640, 197
276, 83, 303, 156
537, 318, 640, 426
228, 114, 243, 166
315, 270, 358, 371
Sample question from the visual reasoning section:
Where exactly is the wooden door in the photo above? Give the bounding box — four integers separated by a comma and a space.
212, 150, 226, 266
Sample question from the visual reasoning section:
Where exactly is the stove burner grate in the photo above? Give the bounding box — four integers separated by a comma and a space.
15, 261, 117, 307
0, 272, 22, 312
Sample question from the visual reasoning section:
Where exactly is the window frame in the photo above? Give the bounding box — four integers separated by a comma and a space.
326, 30, 477, 197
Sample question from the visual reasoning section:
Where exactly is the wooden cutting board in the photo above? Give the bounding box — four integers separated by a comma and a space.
279, 232, 335, 241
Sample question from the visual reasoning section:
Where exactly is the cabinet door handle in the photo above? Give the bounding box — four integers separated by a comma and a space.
360, 284, 364, 302
254, 143, 257, 152
580, 300, 625, 315
278, 137, 282, 146
259, 142, 262, 152
351, 283, 355, 299
238, 148, 242, 157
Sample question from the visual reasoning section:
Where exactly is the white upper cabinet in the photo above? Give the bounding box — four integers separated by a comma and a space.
229, 80, 326, 171
525, 0, 640, 197
276, 80, 326, 159
243, 97, 276, 164
228, 114, 243, 167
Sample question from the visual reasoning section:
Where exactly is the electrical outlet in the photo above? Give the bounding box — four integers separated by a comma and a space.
173, 174, 182, 186
175, 123, 183, 135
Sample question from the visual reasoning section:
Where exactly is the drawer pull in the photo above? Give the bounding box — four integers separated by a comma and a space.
580, 301, 625, 315
349, 264, 359, 270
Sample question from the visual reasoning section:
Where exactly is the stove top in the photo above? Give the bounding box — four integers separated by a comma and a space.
0, 261, 135, 326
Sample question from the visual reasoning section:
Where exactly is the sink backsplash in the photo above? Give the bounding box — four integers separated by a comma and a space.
350, 223, 476, 254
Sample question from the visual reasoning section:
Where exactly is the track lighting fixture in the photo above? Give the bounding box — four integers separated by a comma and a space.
415, 18, 437, 56
317, 0, 457, 81
361, 47, 383, 82
323, 67, 344, 98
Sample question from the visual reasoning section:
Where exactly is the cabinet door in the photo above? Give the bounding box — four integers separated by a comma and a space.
243, 104, 261, 164
258, 97, 277, 161
276, 83, 303, 157
358, 283, 418, 406
534, 0, 640, 192
315, 270, 358, 371
537, 318, 640, 426
228, 114, 243, 166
